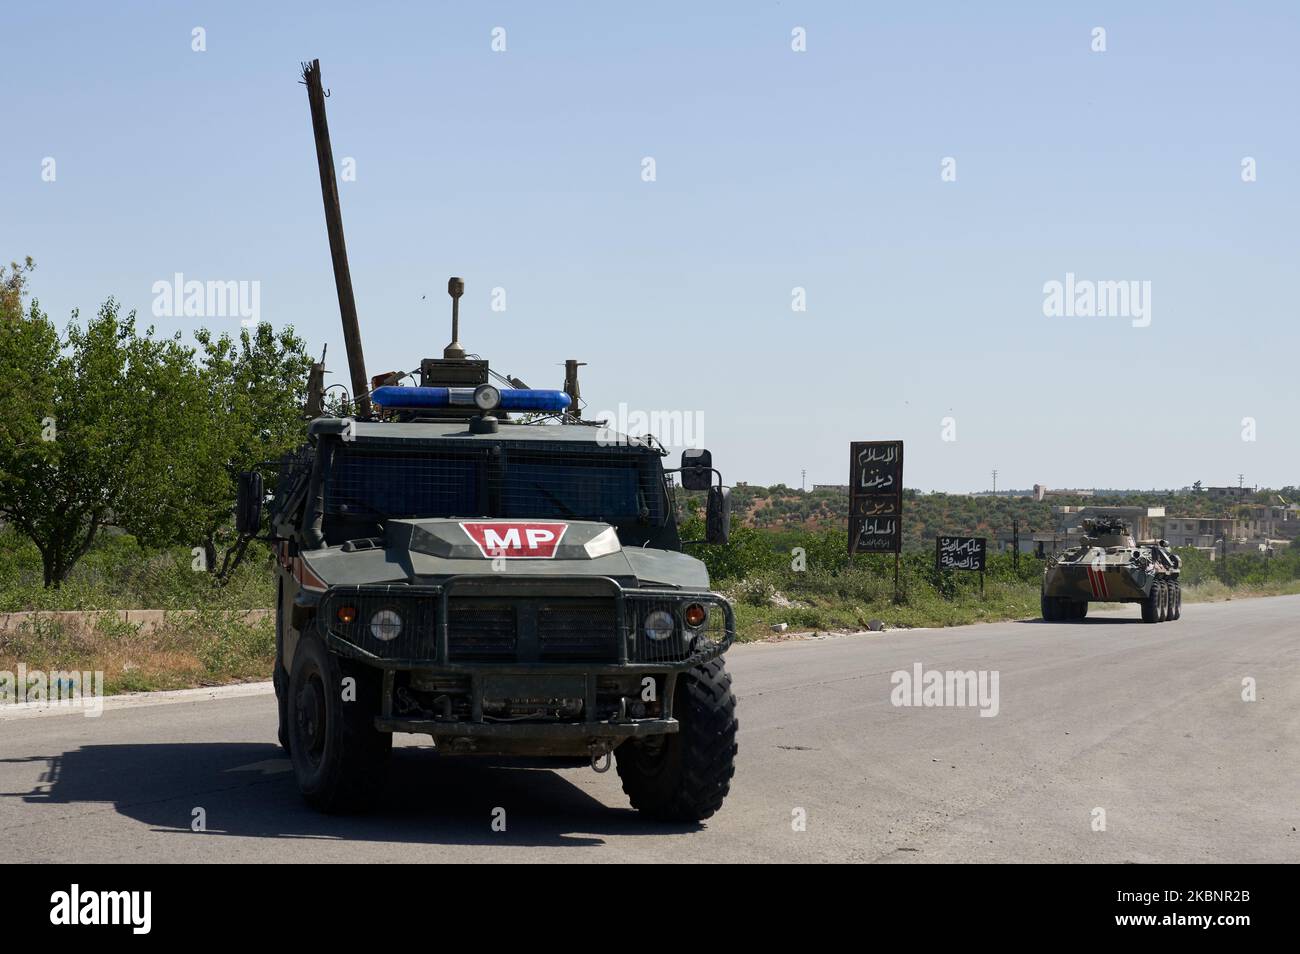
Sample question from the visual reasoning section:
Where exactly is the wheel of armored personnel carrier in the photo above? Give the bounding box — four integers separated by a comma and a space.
1040, 592, 1057, 621
1074, 601, 1088, 620
616, 657, 738, 822
1171, 581, 1181, 620
287, 634, 391, 812
1156, 581, 1170, 622
1141, 583, 1159, 623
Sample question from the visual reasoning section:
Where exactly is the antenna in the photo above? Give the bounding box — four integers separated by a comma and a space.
444, 277, 466, 359
302, 58, 370, 419
563, 359, 585, 418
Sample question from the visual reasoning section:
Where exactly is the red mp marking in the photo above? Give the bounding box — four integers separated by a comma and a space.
1086, 565, 1109, 599
460, 521, 569, 559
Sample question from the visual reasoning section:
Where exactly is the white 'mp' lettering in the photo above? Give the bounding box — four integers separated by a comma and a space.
482, 528, 521, 551
525, 528, 555, 549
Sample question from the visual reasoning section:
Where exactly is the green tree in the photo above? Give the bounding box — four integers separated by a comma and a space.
189, 324, 314, 578
1, 258, 35, 322
0, 297, 200, 586
0, 259, 313, 587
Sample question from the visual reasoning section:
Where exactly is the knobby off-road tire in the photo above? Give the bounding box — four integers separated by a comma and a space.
275, 659, 291, 754
288, 634, 392, 813
1141, 582, 1160, 623
275, 580, 291, 754
616, 657, 738, 822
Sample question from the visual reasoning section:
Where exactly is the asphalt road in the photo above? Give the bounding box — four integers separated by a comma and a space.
3, 595, 1297, 863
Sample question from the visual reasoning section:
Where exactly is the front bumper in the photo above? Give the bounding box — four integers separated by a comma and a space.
373, 715, 678, 756
313, 576, 733, 751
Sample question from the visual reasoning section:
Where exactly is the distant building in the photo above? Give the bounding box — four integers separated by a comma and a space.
994, 528, 1059, 556
1206, 486, 1254, 500
1237, 505, 1289, 539
812, 484, 849, 495
1157, 507, 1291, 550
1034, 484, 1095, 501
1157, 516, 1239, 549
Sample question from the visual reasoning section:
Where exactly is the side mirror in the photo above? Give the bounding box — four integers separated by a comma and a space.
705, 486, 731, 545
235, 471, 264, 536
680, 448, 713, 491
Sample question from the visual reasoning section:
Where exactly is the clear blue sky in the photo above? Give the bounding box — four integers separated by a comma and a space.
4, 2, 1296, 492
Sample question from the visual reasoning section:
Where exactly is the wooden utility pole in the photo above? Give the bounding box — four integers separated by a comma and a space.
302, 59, 370, 419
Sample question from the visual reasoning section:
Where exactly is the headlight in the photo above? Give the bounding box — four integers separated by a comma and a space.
369, 609, 402, 642
643, 610, 675, 642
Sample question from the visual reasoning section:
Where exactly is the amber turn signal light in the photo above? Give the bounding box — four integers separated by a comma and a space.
337, 606, 357, 624
683, 603, 707, 628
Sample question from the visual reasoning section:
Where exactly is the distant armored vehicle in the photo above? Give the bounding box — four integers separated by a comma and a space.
1040, 517, 1181, 623
231, 60, 738, 819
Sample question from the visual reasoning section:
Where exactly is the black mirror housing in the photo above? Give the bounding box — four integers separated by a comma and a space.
680, 448, 713, 491
705, 486, 731, 545
235, 471, 264, 536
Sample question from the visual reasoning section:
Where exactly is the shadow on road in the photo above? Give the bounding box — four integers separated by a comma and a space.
3, 742, 698, 847
1016, 616, 1145, 625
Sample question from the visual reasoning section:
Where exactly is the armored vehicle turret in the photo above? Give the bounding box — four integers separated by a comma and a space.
1041, 517, 1182, 623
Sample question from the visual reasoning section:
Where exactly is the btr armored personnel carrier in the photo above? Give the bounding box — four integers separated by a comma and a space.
231, 60, 737, 819
1040, 517, 1182, 623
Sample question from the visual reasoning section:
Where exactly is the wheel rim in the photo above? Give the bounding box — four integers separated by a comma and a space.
295, 668, 328, 769
625, 734, 669, 777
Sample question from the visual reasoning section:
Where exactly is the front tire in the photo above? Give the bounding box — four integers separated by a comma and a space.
1141, 582, 1159, 623
616, 658, 738, 822
287, 634, 391, 812
275, 659, 291, 754
275, 580, 291, 754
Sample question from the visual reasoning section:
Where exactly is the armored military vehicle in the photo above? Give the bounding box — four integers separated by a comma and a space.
1040, 517, 1182, 623
231, 60, 737, 819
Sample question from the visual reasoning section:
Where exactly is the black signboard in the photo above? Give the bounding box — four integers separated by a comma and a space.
849, 440, 903, 554
936, 536, 987, 572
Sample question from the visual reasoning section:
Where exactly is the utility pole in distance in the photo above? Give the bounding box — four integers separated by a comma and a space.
991, 469, 998, 494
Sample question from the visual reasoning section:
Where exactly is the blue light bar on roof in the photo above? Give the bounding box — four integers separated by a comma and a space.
370, 385, 571, 413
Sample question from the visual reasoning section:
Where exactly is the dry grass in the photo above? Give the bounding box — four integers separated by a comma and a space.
0, 610, 274, 694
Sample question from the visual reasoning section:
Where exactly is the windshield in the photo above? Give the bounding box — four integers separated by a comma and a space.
320, 439, 676, 545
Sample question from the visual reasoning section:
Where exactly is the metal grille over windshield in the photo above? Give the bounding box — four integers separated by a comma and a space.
321, 440, 671, 541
